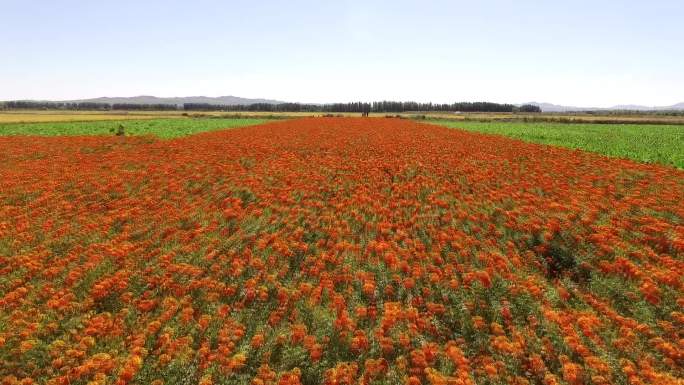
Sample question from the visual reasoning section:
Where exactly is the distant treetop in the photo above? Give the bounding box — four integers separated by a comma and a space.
1, 100, 542, 113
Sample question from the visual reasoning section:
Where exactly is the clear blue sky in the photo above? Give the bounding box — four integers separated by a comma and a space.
2, 0, 683, 107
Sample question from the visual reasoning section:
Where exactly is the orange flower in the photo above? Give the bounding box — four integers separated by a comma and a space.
251, 333, 265, 349
2, 117, 683, 385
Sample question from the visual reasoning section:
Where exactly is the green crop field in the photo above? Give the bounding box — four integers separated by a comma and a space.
432, 120, 684, 169
0, 118, 268, 139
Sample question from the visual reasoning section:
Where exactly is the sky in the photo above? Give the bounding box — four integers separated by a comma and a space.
2, 0, 683, 107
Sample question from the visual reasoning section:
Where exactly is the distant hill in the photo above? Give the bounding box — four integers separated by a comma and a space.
5, 96, 683, 112
522, 102, 591, 112
525, 101, 684, 113
62, 95, 286, 106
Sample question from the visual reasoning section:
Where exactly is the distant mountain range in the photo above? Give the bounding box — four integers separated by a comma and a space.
62, 98, 684, 112
524, 102, 684, 113
5, 95, 683, 112
62, 95, 286, 105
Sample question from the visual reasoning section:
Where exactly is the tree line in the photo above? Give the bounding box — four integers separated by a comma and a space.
0, 101, 178, 111
183, 101, 542, 113
0, 100, 542, 113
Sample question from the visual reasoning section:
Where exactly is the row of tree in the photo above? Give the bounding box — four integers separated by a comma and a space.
111, 103, 178, 111
2, 101, 112, 110
183, 101, 541, 113
0, 101, 179, 111
0, 100, 541, 113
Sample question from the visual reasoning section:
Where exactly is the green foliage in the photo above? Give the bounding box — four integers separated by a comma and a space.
0, 118, 268, 138
433, 120, 684, 168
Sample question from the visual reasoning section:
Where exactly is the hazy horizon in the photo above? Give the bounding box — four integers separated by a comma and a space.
3, 0, 683, 107
5, 95, 683, 111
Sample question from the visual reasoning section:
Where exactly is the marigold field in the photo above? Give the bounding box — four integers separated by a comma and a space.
1, 118, 683, 385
